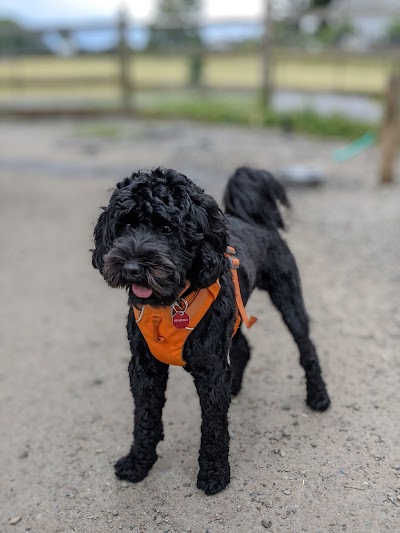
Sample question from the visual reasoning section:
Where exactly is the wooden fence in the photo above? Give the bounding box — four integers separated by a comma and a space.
1, 9, 398, 107
1, 8, 399, 183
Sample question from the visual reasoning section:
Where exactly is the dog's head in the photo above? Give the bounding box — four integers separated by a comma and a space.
92, 168, 227, 307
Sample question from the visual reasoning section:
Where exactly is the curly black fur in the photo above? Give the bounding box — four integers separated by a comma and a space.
92, 166, 330, 495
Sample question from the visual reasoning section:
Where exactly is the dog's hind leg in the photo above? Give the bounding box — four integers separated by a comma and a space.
258, 242, 330, 411
230, 328, 251, 396
114, 345, 169, 483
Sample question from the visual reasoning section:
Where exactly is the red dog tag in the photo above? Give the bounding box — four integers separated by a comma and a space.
172, 311, 190, 329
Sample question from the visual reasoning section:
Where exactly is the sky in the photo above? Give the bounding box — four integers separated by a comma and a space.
0, 0, 265, 26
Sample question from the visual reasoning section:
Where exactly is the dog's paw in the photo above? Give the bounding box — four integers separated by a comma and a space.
307, 388, 331, 411
197, 468, 230, 495
114, 453, 156, 483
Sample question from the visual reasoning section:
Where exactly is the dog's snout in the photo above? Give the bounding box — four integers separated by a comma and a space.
123, 262, 143, 279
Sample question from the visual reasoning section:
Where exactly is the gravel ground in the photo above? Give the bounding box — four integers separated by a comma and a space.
0, 119, 399, 533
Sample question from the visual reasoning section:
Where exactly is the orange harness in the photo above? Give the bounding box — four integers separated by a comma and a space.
132, 247, 257, 366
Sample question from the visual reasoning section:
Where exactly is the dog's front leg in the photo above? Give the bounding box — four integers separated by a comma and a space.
190, 357, 232, 495
114, 346, 169, 483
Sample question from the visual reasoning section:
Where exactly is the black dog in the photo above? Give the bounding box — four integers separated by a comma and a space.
92, 166, 330, 495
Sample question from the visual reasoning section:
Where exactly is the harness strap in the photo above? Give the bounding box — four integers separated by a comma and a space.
226, 246, 257, 329
152, 314, 164, 343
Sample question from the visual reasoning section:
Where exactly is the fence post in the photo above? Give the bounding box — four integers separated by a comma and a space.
260, 0, 274, 108
379, 69, 400, 184
188, 47, 204, 88
117, 7, 133, 113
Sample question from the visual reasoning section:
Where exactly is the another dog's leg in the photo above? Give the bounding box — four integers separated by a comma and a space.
230, 328, 251, 396
114, 354, 169, 483
191, 360, 231, 495
259, 246, 330, 411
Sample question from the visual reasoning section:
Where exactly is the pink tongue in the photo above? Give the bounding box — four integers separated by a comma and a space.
131, 284, 153, 299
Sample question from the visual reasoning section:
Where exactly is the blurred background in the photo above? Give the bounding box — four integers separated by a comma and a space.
0, 0, 399, 157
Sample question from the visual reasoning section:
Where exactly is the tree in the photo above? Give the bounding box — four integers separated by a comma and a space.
148, 0, 202, 50
388, 18, 400, 45
154, 0, 201, 25
309, 0, 333, 7
0, 19, 48, 55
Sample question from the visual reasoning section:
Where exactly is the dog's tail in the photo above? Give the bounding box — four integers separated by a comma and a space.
223, 166, 290, 230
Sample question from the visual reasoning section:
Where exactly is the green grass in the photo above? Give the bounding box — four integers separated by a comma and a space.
138, 92, 256, 124
69, 93, 377, 141
262, 108, 377, 140
135, 93, 377, 140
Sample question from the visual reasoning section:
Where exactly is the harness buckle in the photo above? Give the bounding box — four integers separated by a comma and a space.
225, 247, 239, 269
227, 256, 239, 269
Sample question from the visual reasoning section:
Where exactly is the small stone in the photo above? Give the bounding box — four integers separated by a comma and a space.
278, 165, 326, 187
112, 510, 118, 516
283, 490, 291, 495
9, 516, 22, 525
261, 518, 272, 529
280, 450, 286, 458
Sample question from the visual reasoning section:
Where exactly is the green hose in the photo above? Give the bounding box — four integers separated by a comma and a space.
332, 132, 377, 162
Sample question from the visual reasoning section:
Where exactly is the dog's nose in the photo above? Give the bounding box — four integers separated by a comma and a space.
123, 262, 143, 279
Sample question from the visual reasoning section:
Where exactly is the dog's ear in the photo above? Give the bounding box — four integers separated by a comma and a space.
91, 177, 136, 273
188, 193, 228, 288
190, 241, 225, 288
91, 207, 112, 273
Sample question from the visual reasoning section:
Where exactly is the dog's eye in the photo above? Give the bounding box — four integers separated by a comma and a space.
161, 224, 173, 235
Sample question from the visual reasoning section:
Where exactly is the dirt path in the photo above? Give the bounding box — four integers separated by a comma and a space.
0, 119, 399, 533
